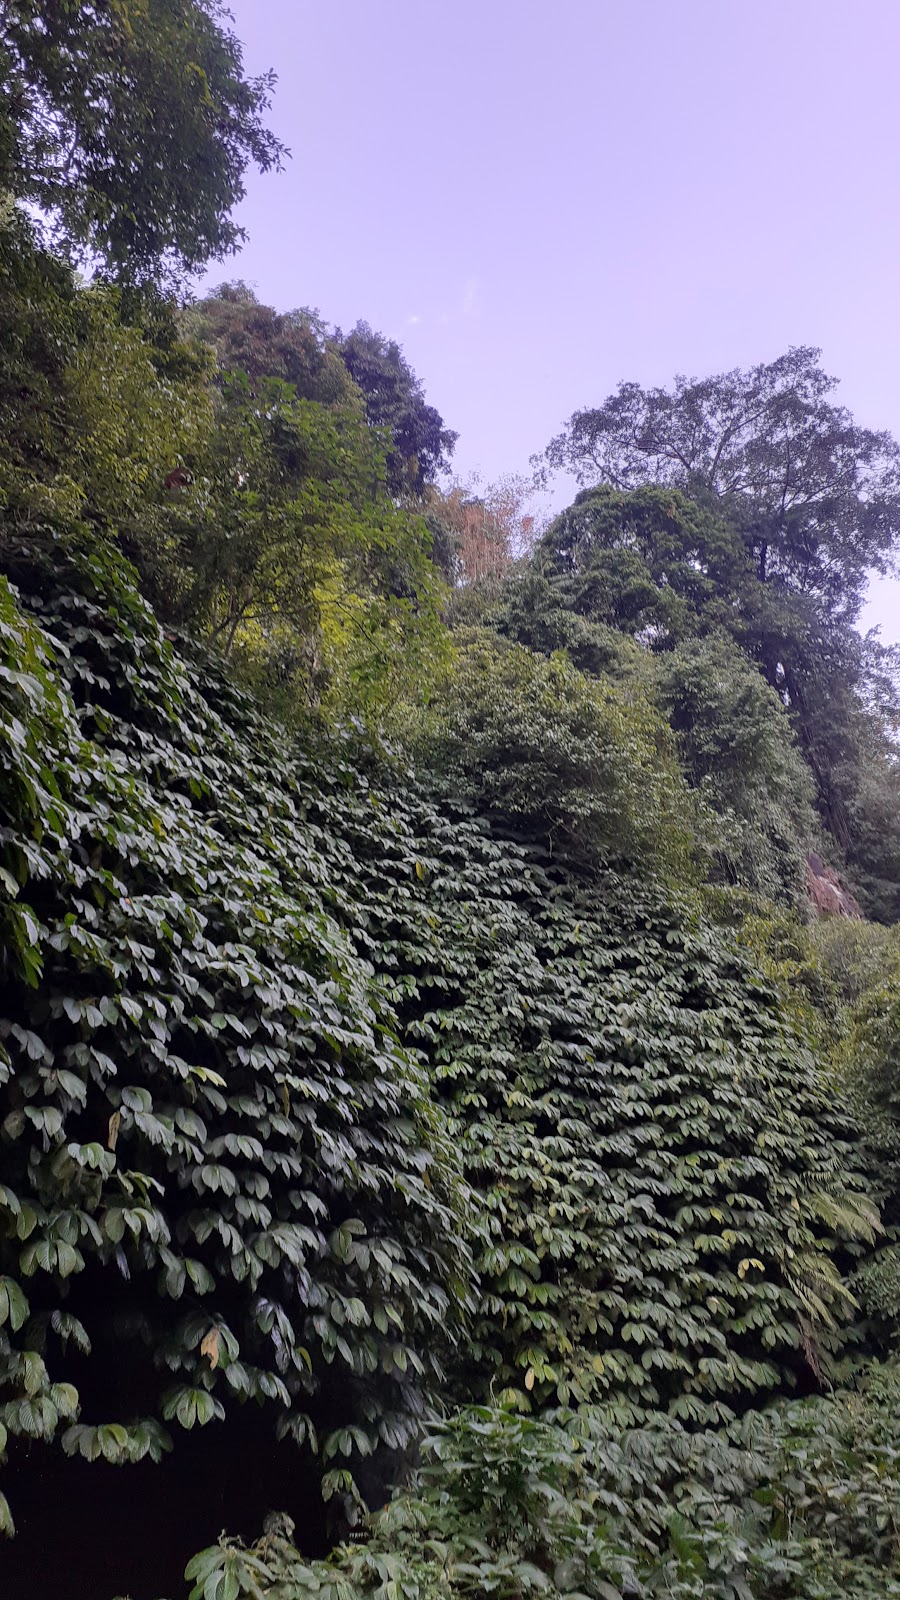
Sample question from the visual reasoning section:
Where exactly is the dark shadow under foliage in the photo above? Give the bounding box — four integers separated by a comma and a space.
1, 1405, 328, 1600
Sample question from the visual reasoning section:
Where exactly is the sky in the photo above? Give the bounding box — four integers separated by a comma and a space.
208, 0, 900, 641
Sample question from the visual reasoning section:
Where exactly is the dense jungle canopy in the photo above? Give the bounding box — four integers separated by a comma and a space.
2, 4, 900, 1598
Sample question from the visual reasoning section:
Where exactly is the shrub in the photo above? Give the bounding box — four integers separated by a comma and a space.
186, 1370, 900, 1600
416, 632, 696, 883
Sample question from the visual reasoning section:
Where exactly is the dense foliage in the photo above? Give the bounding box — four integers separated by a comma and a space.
652, 635, 820, 903
0, 538, 474, 1530
186, 285, 357, 407
187, 1375, 900, 1600
537, 363, 900, 920
484, 489, 822, 902
0, 0, 285, 281
0, 216, 449, 722
320, 778, 873, 1419
187, 290, 459, 498
333, 322, 458, 497
3, 9, 900, 1597
0, 533, 882, 1595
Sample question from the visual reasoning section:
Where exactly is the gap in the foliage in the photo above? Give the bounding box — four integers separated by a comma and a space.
1, 1411, 328, 1600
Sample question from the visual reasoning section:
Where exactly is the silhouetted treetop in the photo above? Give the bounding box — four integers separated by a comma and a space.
335, 322, 458, 497
542, 347, 900, 616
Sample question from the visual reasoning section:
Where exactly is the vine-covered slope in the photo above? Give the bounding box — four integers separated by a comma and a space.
0, 534, 473, 1510
293, 719, 874, 1421
0, 535, 876, 1593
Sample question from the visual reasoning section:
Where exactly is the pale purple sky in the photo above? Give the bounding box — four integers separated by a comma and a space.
208, 0, 900, 641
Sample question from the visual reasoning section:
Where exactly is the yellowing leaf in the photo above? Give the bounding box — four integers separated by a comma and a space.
107, 1111, 121, 1151
200, 1327, 220, 1369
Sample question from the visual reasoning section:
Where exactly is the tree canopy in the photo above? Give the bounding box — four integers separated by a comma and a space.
0, 0, 286, 282
542, 347, 900, 619
334, 322, 458, 497
533, 380, 900, 921
187, 284, 356, 407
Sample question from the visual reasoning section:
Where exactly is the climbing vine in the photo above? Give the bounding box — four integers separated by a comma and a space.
0, 532, 473, 1532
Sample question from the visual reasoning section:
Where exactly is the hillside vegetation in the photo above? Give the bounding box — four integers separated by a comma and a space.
2, 5, 900, 1598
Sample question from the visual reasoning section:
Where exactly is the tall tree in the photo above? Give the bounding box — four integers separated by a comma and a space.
334, 322, 457, 497
542, 348, 900, 619
0, 0, 285, 283
539, 355, 900, 914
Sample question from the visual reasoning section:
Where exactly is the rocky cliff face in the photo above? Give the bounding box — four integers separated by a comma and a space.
806, 853, 863, 918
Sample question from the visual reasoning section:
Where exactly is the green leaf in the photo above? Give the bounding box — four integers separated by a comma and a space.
0, 1277, 28, 1331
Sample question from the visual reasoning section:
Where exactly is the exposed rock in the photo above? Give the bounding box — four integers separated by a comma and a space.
806, 852, 863, 919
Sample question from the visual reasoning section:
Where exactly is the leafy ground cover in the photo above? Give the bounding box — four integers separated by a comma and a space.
0, 533, 474, 1579
187, 1370, 900, 1600
0, 531, 886, 1595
